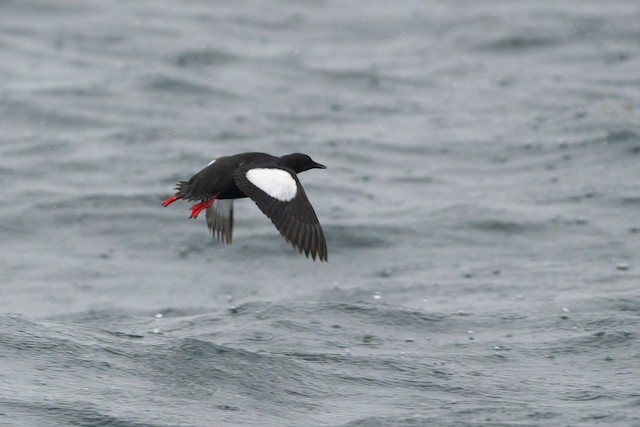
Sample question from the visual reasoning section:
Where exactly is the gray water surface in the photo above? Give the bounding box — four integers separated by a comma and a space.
1, 1, 639, 426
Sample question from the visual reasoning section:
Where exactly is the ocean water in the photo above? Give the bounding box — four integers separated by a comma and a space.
1, 0, 639, 426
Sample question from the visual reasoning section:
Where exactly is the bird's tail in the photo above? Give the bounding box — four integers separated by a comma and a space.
162, 181, 190, 206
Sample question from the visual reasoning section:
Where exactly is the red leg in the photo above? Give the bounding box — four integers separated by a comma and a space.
189, 192, 221, 219
162, 194, 181, 207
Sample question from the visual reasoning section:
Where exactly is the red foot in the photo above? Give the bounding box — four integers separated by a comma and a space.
162, 194, 181, 207
189, 192, 220, 219
190, 200, 213, 219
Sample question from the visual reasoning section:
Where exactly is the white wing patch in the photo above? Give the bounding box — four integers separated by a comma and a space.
207, 158, 217, 166
246, 168, 297, 202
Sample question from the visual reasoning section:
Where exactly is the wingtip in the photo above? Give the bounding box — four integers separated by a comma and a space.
282, 223, 328, 262
310, 251, 328, 263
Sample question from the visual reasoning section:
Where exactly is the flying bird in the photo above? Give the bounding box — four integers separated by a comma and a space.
162, 152, 328, 261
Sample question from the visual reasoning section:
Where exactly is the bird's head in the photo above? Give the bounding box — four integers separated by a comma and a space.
280, 153, 327, 173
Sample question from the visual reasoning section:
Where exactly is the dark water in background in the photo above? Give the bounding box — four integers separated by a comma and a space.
1, 0, 639, 425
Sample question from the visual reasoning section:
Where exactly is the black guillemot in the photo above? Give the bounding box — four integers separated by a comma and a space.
162, 152, 328, 262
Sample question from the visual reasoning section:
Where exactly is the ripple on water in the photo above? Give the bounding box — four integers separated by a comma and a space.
172, 48, 239, 68
143, 75, 236, 98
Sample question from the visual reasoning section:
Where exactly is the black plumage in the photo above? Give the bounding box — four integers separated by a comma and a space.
163, 152, 328, 262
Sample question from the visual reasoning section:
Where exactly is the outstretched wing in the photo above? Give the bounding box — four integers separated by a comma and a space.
233, 165, 327, 262
205, 199, 234, 244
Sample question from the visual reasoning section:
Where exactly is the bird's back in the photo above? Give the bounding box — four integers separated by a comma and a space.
176, 152, 278, 201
